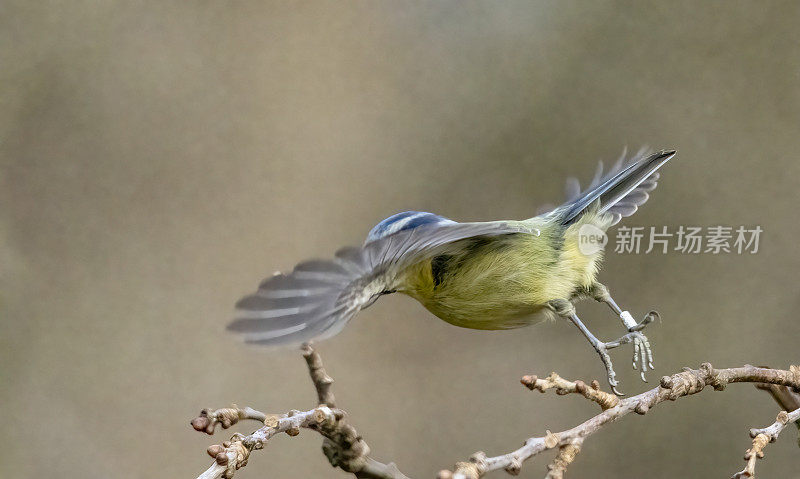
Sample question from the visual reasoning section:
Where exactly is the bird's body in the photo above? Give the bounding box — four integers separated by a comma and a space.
228, 148, 675, 390
399, 211, 607, 330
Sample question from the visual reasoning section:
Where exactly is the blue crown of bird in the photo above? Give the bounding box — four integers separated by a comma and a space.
229, 148, 677, 394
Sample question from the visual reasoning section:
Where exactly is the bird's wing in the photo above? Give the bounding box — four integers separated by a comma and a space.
536, 148, 635, 219
228, 220, 538, 346
549, 147, 672, 226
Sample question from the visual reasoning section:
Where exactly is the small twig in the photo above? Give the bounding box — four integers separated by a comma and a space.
190, 406, 268, 435
545, 439, 583, 479
521, 373, 619, 410
438, 363, 800, 479
755, 382, 800, 447
732, 407, 800, 479
302, 343, 408, 478
195, 406, 337, 479
303, 342, 337, 407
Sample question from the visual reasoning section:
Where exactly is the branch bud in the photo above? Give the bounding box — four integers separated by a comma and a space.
207, 444, 224, 458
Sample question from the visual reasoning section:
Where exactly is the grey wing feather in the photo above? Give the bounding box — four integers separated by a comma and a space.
535, 203, 555, 216
229, 220, 537, 347
582, 147, 646, 192
601, 149, 664, 226
553, 147, 674, 226
564, 177, 581, 202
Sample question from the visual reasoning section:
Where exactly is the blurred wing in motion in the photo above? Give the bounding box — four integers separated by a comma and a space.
228, 220, 539, 347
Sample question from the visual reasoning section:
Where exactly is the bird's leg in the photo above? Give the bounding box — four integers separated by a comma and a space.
585, 282, 658, 380
548, 298, 626, 395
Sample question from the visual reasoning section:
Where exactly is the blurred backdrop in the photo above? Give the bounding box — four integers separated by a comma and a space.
2, 1, 799, 478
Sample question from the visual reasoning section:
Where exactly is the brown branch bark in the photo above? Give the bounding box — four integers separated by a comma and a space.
196, 406, 334, 479
732, 406, 800, 478
190, 406, 267, 435
755, 382, 800, 447
191, 344, 410, 479
303, 343, 337, 407
190, 347, 799, 479
437, 364, 800, 479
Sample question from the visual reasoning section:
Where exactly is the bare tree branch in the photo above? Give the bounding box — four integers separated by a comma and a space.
755, 382, 800, 447
191, 345, 410, 479
195, 406, 336, 479
732, 406, 800, 479
189, 345, 799, 479
190, 406, 268, 435
519, 372, 620, 410
437, 364, 800, 479
303, 342, 336, 407
544, 440, 582, 479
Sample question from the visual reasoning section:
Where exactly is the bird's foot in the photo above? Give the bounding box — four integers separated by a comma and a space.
604, 329, 654, 384
591, 341, 623, 396
595, 312, 659, 395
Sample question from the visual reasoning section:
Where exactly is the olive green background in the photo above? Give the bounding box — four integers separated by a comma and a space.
2, 1, 799, 478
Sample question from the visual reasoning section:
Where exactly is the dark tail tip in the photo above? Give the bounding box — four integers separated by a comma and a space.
658, 149, 677, 160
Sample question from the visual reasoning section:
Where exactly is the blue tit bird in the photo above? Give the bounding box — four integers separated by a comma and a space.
229, 148, 677, 394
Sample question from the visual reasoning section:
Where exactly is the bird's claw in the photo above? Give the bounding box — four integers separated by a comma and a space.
593, 342, 624, 396
595, 324, 655, 394
628, 310, 659, 332
578, 307, 661, 396
605, 330, 654, 381
631, 311, 658, 371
